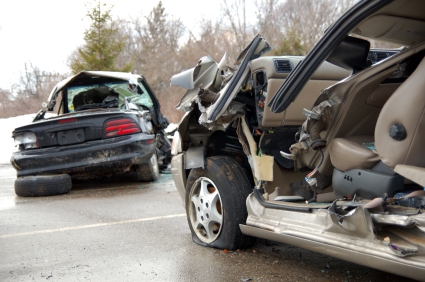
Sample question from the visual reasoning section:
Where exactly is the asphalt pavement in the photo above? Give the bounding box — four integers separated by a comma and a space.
0, 165, 414, 281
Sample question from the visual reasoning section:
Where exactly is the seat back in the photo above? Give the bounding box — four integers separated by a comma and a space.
375, 56, 425, 168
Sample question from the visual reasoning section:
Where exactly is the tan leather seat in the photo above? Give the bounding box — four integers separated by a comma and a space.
330, 56, 425, 172
329, 135, 380, 171
375, 56, 425, 169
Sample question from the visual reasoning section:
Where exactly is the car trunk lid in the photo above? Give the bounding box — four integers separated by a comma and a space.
12, 110, 129, 148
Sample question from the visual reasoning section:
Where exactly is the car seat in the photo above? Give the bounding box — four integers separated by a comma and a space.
329, 56, 425, 199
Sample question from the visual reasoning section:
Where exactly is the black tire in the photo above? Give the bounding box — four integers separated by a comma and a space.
136, 153, 159, 182
15, 174, 72, 197
185, 156, 256, 250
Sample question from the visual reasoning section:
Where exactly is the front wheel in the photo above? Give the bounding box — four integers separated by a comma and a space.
185, 156, 256, 250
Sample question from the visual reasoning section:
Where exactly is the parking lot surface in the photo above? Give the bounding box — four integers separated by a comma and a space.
0, 165, 413, 281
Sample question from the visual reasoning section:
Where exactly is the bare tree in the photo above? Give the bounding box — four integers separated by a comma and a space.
15, 63, 63, 100
126, 1, 185, 122
0, 63, 64, 118
254, 0, 357, 53
254, 0, 286, 46
180, 20, 237, 65
129, 2, 184, 84
0, 88, 15, 118
221, 0, 257, 51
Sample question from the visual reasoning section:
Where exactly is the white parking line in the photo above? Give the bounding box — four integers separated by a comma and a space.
0, 213, 186, 239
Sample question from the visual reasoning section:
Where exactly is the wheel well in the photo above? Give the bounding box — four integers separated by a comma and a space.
205, 128, 253, 182
182, 109, 253, 186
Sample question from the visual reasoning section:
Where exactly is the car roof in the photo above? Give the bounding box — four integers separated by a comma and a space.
47, 71, 142, 106
351, 0, 425, 46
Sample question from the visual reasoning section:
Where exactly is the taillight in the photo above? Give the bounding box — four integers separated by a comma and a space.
13, 132, 39, 149
104, 118, 141, 137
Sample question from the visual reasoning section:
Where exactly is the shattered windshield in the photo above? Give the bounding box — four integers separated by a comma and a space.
66, 80, 153, 112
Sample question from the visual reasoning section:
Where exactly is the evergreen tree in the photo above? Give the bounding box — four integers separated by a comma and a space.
69, 2, 132, 74
271, 27, 306, 56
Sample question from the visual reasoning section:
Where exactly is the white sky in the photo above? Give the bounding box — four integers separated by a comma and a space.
0, 0, 237, 89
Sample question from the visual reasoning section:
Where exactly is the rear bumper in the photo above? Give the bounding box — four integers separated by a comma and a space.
11, 133, 156, 178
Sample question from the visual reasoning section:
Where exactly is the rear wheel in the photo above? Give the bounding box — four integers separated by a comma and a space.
14, 174, 72, 197
185, 156, 256, 250
136, 153, 159, 182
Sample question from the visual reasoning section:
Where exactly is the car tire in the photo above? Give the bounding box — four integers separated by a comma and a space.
185, 156, 256, 250
136, 153, 159, 182
14, 174, 72, 197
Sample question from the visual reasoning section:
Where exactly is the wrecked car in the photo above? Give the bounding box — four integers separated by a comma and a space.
169, 0, 425, 279
11, 71, 171, 197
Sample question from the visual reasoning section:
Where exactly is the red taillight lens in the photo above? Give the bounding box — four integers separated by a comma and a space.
104, 118, 141, 137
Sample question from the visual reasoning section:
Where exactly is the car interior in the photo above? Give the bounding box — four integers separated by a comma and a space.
71, 86, 119, 111
260, 39, 425, 201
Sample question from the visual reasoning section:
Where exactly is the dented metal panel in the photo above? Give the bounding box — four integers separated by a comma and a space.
243, 192, 425, 279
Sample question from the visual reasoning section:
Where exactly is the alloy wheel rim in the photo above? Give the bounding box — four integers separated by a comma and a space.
188, 177, 223, 243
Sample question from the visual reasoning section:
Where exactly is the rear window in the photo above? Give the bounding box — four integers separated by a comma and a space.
66, 80, 153, 112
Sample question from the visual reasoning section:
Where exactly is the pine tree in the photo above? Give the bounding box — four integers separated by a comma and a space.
69, 2, 132, 74
272, 27, 307, 56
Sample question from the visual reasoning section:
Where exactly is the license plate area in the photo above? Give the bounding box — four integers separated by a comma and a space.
57, 129, 85, 145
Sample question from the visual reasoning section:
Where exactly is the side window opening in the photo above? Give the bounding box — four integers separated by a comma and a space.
116, 82, 154, 109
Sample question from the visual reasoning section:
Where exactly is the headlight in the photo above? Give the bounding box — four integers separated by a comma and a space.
14, 132, 39, 149
171, 131, 182, 155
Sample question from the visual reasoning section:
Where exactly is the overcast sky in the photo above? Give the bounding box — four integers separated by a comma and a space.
0, 0, 237, 89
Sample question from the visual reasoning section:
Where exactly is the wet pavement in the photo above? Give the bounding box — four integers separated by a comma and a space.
0, 164, 415, 281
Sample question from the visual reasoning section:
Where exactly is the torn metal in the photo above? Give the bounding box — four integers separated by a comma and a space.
170, 35, 271, 131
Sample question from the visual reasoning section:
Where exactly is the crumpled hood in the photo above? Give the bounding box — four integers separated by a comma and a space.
170, 54, 228, 112
170, 35, 271, 127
